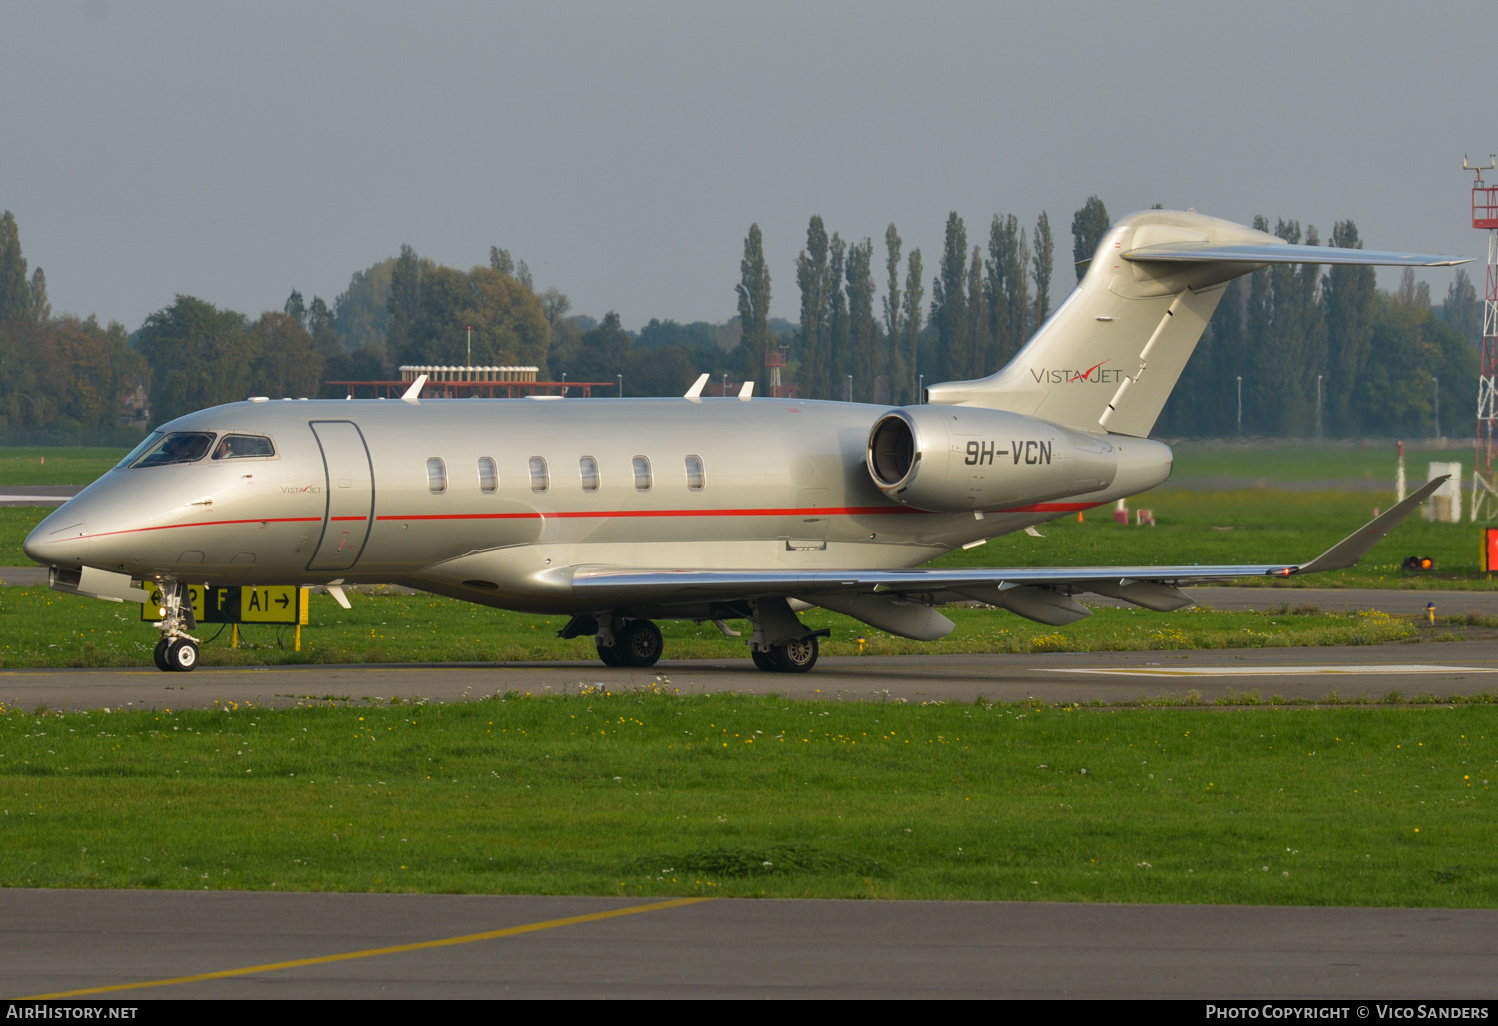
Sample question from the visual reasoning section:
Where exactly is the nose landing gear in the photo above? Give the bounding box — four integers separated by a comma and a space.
150, 580, 200, 672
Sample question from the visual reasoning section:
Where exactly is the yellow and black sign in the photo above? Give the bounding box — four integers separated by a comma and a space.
142, 585, 309, 625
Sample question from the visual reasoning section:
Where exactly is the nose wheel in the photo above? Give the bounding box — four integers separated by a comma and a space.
155, 637, 200, 672
149, 580, 201, 672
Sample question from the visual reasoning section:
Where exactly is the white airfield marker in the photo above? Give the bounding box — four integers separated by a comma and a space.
1050, 664, 1498, 677
0, 495, 66, 503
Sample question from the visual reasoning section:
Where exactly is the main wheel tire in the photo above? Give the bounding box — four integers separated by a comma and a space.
153, 638, 172, 672
617, 619, 663, 667
772, 635, 819, 673
165, 638, 199, 672
596, 639, 623, 667
750, 647, 777, 672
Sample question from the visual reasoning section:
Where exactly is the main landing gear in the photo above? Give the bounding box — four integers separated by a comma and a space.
558, 615, 664, 668
557, 603, 824, 673
150, 579, 200, 673
750, 635, 820, 673
599, 618, 663, 667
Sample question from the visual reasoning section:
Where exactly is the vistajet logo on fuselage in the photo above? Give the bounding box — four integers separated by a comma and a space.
1030, 361, 1125, 385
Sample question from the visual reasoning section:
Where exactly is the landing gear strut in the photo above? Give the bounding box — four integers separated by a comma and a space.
151, 579, 200, 673
747, 597, 827, 673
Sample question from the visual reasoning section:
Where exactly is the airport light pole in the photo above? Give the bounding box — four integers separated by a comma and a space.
918, 374, 924, 403
1236, 376, 1242, 437
1434, 375, 1440, 438
1316, 375, 1323, 444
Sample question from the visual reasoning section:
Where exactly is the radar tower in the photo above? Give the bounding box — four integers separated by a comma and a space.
1466, 155, 1498, 520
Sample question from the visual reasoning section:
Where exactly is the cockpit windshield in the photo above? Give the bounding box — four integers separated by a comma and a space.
120, 431, 216, 469
211, 434, 275, 460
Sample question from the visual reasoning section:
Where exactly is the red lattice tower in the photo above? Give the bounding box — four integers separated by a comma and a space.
1467, 156, 1498, 521
765, 346, 786, 398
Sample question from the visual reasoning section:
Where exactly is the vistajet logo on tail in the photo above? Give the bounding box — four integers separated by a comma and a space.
1030, 361, 1124, 384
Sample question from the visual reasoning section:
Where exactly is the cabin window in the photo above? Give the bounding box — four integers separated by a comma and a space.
529, 456, 549, 493
632, 455, 652, 491
122, 431, 215, 469
685, 455, 705, 490
478, 457, 498, 493
579, 456, 600, 492
426, 457, 447, 493
211, 434, 275, 460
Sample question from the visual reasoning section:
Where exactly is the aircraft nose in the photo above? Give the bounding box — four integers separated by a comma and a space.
23, 510, 89, 567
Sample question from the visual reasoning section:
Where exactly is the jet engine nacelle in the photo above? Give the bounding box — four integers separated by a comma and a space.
866, 406, 1117, 512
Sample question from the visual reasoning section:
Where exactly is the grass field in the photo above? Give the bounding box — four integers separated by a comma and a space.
0, 586, 1430, 669
1168, 440, 1469, 484
2, 693, 1492, 905
0, 448, 126, 487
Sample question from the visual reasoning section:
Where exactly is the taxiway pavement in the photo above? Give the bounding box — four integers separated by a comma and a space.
4, 889, 1494, 999
3, 639, 1498, 710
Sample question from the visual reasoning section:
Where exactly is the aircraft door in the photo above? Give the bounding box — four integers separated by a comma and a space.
306, 421, 375, 572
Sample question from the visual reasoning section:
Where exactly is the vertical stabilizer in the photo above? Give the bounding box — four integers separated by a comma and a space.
924, 210, 1270, 436
925, 209, 1465, 437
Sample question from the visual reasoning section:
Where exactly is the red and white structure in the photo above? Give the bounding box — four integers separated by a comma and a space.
1467, 156, 1498, 521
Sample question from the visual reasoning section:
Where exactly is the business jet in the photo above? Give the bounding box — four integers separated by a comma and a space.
24, 209, 1464, 672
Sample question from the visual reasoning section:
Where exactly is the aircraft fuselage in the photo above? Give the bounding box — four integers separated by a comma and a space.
25, 395, 1172, 617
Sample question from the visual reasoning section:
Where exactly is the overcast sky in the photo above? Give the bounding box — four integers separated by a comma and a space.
2, 0, 1493, 332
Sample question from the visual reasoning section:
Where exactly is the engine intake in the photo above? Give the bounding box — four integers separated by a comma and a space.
866, 406, 1117, 513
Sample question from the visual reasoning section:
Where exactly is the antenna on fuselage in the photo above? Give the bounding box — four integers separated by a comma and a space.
401, 374, 428, 401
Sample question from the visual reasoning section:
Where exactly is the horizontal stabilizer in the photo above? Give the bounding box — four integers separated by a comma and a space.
1122, 242, 1469, 267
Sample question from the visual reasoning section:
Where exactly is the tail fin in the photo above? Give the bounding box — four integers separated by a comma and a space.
924, 209, 1468, 437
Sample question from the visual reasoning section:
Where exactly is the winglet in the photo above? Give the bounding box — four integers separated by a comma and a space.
1295, 476, 1447, 575
738, 380, 754, 400
684, 373, 710, 398
401, 374, 428, 401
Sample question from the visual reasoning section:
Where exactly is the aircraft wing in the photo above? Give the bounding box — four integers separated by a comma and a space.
562, 478, 1445, 628
1121, 242, 1469, 266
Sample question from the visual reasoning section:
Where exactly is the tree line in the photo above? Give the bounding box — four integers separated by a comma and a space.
747, 197, 1480, 440
1159, 218, 1479, 439
0, 200, 1484, 443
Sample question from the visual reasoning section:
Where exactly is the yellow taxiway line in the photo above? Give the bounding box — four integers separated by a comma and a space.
23, 896, 712, 999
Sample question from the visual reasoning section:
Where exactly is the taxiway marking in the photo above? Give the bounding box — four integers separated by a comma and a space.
22, 896, 711, 999
1049, 663, 1498, 678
